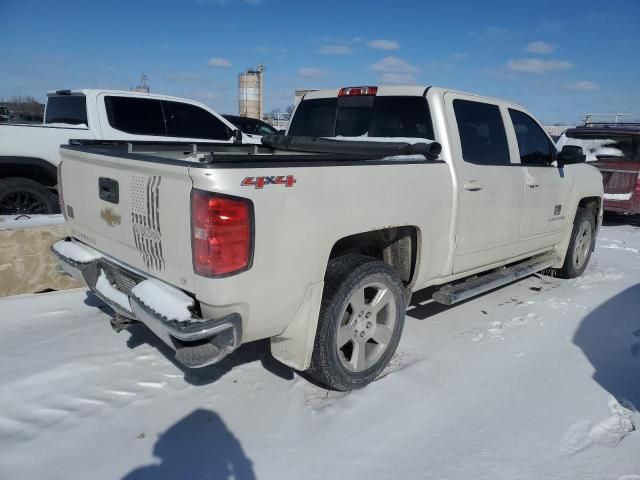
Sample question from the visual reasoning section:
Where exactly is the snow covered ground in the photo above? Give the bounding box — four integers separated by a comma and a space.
1, 219, 640, 480
0, 214, 65, 230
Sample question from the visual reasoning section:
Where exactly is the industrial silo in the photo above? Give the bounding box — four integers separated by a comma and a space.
238, 64, 264, 120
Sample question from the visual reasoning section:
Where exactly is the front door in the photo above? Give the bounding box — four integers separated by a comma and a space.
507, 109, 572, 252
445, 93, 525, 274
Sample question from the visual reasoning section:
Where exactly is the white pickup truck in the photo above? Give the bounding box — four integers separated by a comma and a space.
52, 85, 603, 391
0, 89, 257, 215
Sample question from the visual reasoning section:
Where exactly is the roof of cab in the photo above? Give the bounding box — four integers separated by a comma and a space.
45, 89, 203, 104
45, 89, 240, 131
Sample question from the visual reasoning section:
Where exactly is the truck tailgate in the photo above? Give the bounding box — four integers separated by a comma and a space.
59, 147, 195, 292
593, 158, 640, 199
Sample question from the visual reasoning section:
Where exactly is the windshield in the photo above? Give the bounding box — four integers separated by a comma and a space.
289, 95, 434, 139
45, 95, 88, 125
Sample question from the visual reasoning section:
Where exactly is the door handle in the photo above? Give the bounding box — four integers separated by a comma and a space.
463, 181, 483, 191
526, 182, 540, 188
99, 177, 119, 204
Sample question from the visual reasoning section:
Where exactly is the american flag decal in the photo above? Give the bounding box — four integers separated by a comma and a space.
131, 175, 165, 270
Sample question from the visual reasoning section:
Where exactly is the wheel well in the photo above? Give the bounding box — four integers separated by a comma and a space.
578, 196, 600, 219
0, 157, 58, 188
329, 226, 419, 286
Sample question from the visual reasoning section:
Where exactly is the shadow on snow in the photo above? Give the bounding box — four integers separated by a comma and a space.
573, 283, 640, 411
122, 409, 256, 480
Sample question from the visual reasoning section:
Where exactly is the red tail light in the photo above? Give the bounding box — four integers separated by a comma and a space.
191, 190, 253, 277
338, 86, 378, 97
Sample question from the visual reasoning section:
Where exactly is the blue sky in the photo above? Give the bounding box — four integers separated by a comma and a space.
1, 0, 638, 123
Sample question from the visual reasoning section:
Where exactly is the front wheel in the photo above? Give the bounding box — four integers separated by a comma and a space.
556, 207, 596, 279
307, 254, 406, 391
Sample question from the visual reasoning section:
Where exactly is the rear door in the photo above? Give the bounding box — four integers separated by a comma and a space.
445, 93, 525, 274
96, 94, 178, 142
60, 147, 195, 291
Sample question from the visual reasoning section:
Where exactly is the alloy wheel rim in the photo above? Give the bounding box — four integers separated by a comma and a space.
574, 220, 592, 270
336, 281, 397, 372
0, 192, 48, 215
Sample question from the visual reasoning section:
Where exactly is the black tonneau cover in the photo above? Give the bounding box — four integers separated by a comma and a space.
260, 134, 442, 159
64, 136, 444, 169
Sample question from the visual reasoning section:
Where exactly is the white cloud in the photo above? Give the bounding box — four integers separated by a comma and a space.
208, 57, 231, 68
565, 81, 599, 91
506, 58, 572, 73
367, 39, 400, 51
298, 67, 328, 78
526, 41, 554, 54
450, 52, 468, 61
381, 73, 416, 84
318, 45, 353, 55
482, 68, 516, 81
469, 27, 511, 40
196, 0, 261, 5
372, 56, 418, 84
372, 56, 418, 74
425, 52, 468, 70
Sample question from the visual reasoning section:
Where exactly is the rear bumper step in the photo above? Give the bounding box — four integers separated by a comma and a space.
51, 238, 241, 368
432, 253, 560, 306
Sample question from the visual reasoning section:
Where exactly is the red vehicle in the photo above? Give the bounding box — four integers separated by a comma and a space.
560, 125, 640, 214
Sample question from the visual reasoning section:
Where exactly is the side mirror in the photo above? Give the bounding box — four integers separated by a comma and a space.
232, 129, 243, 143
556, 145, 585, 168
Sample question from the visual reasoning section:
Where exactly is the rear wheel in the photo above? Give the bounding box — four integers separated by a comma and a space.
307, 254, 406, 391
0, 177, 60, 215
556, 207, 596, 278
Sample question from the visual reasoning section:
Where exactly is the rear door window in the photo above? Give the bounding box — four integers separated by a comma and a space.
288, 96, 434, 139
105, 96, 167, 136
453, 99, 511, 166
45, 95, 88, 126
508, 109, 553, 166
166, 101, 230, 140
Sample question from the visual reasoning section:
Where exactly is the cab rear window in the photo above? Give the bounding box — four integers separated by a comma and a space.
289, 96, 434, 139
45, 95, 88, 126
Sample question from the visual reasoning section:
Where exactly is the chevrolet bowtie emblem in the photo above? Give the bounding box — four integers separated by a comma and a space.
100, 207, 121, 227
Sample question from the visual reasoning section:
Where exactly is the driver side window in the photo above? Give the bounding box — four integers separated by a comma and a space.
508, 109, 553, 166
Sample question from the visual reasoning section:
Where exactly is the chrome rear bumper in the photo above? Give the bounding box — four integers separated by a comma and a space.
51, 238, 241, 368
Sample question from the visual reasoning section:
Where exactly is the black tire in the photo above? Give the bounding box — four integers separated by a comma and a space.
307, 254, 406, 391
556, 207, 596, 279
0, 177, 60, 215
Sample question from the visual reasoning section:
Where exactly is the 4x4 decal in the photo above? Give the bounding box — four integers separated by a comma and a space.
241, 175, 297, 189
